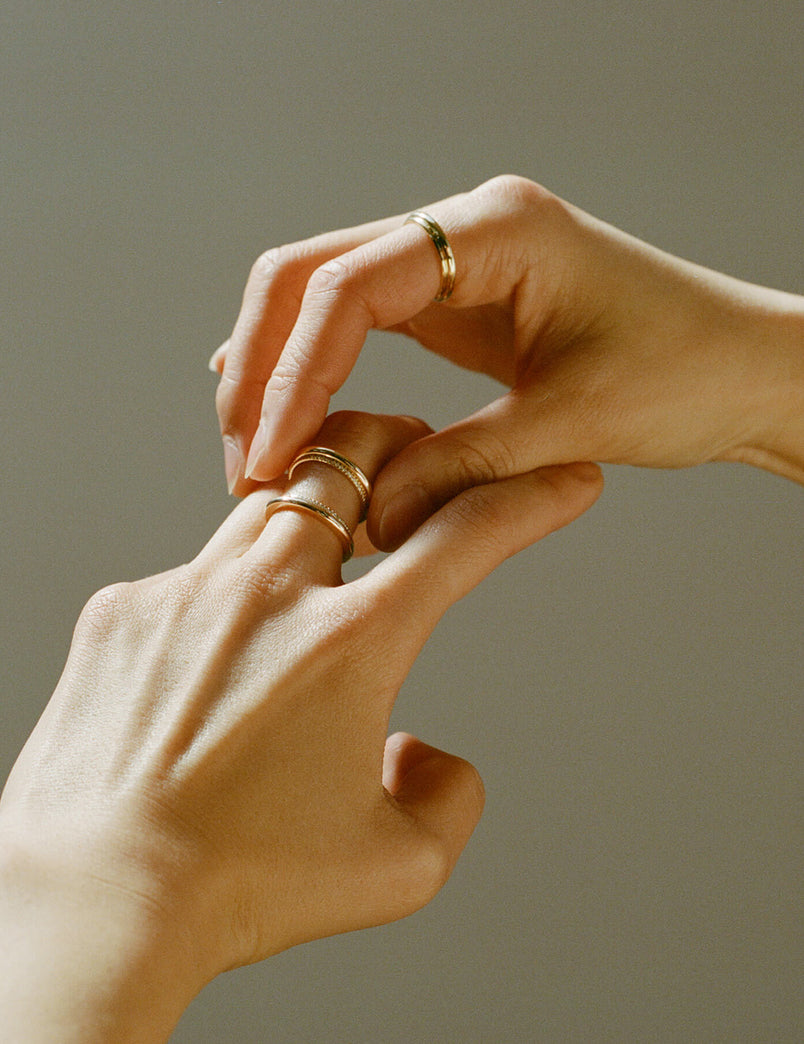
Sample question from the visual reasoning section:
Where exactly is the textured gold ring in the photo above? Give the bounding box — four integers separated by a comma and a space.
288, 446, 372, 521
265, 496, 354, 562
404, 210, 456, 302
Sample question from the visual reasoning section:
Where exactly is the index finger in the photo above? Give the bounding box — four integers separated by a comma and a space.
241, 226, 439, 481
216, 214, 403, 496
242, 177, 544, 483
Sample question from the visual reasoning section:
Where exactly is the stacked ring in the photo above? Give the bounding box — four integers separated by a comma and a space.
288, 446, 372, 520
264, 496, 355, 562
404, 210, 456, 302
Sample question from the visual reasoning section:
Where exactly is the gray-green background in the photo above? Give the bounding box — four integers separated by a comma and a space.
2, 3, 802, 1041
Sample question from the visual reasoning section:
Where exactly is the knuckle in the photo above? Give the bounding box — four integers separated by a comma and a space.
249, 244, 303, 287
263, 364, 301, 395
482, 173, 550, 208
75, 581, 138, 638
307, 590, 400, 683
306, 255, 352, 294
304, 257, 372, 320
476, 174, 564, 229
313, 597, 363, 649
453, 430, 517, 486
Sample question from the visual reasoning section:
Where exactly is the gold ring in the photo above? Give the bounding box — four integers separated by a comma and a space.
265, 496, 355, 562
288, 446, 372, 521
404, 210, 456, 302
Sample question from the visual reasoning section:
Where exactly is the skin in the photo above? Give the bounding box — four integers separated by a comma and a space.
212, 174, 804, 549
0, 410, 602, 1043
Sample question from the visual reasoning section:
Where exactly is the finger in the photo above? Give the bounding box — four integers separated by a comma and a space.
369, 387, 591, 551
244, 176, 556, 482
359, 462, 603, 649
215, 216, 404, 495
191, 485, 284, 567
383, 732, 485, 905
208, 339, 228, 375
243, 411, 432, 587
352, 522, 381, 559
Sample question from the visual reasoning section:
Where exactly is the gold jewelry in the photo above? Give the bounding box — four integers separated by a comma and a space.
288, 446, 372, 520
264, 496, 355, 562
404, 210, 456, 302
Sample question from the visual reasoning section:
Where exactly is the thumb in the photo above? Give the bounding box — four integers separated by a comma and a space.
382, 732, 485, 909
369, 390, 582, 551
359, 462, 603, 651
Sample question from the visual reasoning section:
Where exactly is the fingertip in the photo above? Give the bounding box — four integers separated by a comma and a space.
370, 482, 436, 551
208, 339, 229, 374
382, 731, 416, 793
397, 415, 437, 439
223, 436, 246, 495
243, 411, 302, 482
385, 734, 486, 887
561, 460, 604, 486
537, 461, 605, 508
383, 732, 485, 821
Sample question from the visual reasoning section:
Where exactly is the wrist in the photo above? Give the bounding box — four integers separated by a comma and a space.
719, 286, 804, 484
0, 832, 208, 1043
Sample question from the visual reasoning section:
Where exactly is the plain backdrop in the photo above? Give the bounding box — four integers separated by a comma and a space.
1, 3, 802, 1041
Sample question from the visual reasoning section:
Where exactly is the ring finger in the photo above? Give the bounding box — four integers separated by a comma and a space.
243, 411, 432, 587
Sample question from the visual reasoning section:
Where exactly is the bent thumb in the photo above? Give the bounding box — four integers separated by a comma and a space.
370, 391, 573, 551
382, 732, 485, 907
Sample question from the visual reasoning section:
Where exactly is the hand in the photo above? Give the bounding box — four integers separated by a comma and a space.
0, 410, 602, 1043
213, 174, 804, 548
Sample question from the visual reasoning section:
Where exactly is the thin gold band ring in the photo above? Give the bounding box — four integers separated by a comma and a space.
288, 446, 372, 520
404, 210, 456, 302
264, 496, 355, 562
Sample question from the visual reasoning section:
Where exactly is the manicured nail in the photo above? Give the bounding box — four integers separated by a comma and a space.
223, 436, 245, 494
378, 484, 434, 550
208, 340, 228, 373
245, 406, 291, 479
244, 420, 268, 479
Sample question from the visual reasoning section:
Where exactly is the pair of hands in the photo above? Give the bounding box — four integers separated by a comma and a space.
2, 173, 801, 1041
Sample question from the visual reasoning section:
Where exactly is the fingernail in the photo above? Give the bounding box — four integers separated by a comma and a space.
223, 436, 245, 494
244, 420, 268, 479
378, 484, 434, 550
564, 461, 602, 482
208, 340, 228, 373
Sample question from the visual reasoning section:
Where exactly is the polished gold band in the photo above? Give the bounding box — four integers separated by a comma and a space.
288, 446, 372, 520
264, 496, 355, 562
404, 210, 456, 302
